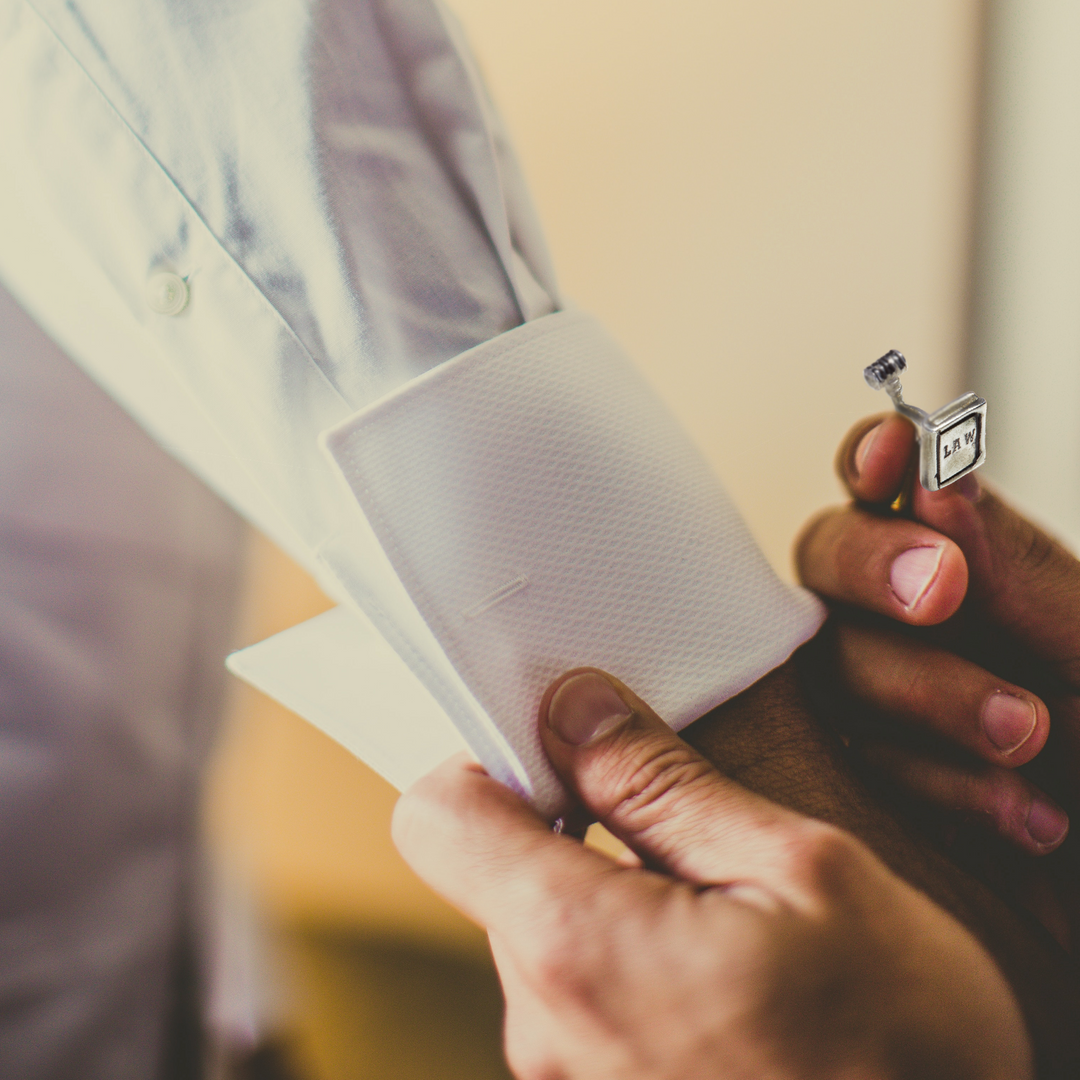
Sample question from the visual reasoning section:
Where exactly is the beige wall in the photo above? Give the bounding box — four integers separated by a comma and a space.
970, 1, 1080, 551
455, 0, 983, 573
208, 0, 985, 940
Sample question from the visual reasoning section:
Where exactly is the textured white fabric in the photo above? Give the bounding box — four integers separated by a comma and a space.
325, 310, 826, 814
226, 607, 467, 793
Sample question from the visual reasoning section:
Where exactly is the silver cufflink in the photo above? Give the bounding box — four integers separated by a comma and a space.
864, 350, 986, 491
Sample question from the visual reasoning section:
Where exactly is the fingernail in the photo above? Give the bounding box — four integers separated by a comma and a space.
889, 545, 944, 611
953, 474, 981, 503
981, 693, 1037, 754
547, 672, 632, 746
1026, 799, 1069, 850
854, 423, 883, 478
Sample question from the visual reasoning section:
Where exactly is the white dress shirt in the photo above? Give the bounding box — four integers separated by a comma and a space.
0, 0, 824, 818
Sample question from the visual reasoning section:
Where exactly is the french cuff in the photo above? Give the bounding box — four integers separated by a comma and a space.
317, 308, 825, 816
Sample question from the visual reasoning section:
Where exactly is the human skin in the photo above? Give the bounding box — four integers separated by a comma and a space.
679, 660, 1080, 1073
795, 413, 1079, 857
394, 669, 1032, 1080
395, 416, 1080, 1074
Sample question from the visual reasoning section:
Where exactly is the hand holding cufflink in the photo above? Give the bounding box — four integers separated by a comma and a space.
795, 397, 1080, 878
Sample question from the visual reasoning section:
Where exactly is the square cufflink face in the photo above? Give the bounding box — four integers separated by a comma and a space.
918, 392, 987, 491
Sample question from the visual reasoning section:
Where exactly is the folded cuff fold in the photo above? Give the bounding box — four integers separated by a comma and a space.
323, 309, 825, 816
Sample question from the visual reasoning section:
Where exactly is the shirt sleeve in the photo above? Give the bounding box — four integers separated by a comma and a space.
0, 0, 824, 815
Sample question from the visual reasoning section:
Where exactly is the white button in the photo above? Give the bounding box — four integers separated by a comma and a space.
145, 272, 189, 316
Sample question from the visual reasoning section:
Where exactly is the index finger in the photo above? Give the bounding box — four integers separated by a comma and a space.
391, 753, 625, 937
835, 414, 1080, 683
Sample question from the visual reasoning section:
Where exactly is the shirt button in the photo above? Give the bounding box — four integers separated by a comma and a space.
145, 272, 189, 315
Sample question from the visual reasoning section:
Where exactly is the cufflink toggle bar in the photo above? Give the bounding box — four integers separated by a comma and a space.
864, 350, 986, 491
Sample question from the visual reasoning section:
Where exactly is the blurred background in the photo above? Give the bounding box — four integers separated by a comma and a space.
204, 2, 1080, 1076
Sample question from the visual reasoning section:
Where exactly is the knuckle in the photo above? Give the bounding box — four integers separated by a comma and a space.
606, 743, 715, 835
516, 891, 635, 1015
503, 1018, 563, 1080
887, 646, 945, 722
509, 894, 596, 1004
504, 1045, 561, 1080
968, 766, 1021, 821
504, 1052, 560, 1080
779, 820, 865, 903
390, 764, 472, 851
390, 776, 441, 855
832, 517, 878, 597
527, 922, 594, 1005
1010, 520, 1058, 577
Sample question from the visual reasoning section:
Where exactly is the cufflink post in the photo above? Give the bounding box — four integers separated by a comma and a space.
864, 350, 986, 493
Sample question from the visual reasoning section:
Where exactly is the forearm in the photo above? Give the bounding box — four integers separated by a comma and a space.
683, 656, 1080, 1075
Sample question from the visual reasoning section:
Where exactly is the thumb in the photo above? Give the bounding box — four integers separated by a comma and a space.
539, 669, 826, 895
